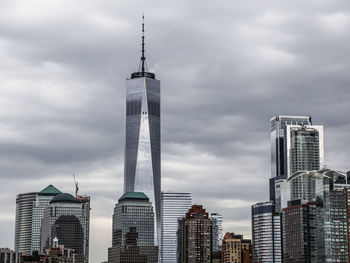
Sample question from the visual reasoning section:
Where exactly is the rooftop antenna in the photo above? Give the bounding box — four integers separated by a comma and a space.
73, 174, 79, 199
141, 14, 145, 74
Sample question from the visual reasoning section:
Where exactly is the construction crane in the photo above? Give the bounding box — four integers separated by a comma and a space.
73, 173, 79, 199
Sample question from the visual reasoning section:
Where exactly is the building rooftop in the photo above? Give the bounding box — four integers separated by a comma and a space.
50, 193, 80, 204
118, 192, 149, 202
39, 185, 62, 195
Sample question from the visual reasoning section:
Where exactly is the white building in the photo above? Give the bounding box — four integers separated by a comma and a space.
160, 191, 192, 263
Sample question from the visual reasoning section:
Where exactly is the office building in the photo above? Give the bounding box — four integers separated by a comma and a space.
211, 213, 224, 252
315, 171, 350, 262
285, 125, 324, 178
270, 115, 312, 178
251, 201, 282, 263
270, 125, 324, 210
177, 205, 212, 263
108, 227, 148, 263
0, 248, 22, 263
269, 116, 312, 203
282, 200, 317, 262
14, 185, 62, 254
222, 233, 251, 263
123, 18, 161, 246
108, 192, 158, 263
40, 193, 90, 263
160, 192, 192, 263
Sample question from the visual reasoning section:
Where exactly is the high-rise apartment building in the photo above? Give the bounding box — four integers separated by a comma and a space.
251, 201, 282, 263
108, 192, 158, 263
177, 205, 212, 263
222, 233, 251, 263
282, 200, 317, 262
160, 192, 192, 263
124, 18, 161, 246
14, 185, 62, 254
211, 213, 224, 252
40, 193, 90, 263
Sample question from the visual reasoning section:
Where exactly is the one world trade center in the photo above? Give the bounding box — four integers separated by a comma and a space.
123, 18, 161, 245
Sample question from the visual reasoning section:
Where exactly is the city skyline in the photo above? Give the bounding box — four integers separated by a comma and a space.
1, 1, 350, 263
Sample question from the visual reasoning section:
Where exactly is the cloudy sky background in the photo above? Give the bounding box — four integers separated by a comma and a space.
1, 0, 350, 262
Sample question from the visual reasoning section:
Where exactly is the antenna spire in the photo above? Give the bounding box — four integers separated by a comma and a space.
130, 14, 155, 79
141, 14, 145, 74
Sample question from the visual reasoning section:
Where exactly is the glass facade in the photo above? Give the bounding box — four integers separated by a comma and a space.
315, 173, 350, 262
211, 213, 224, 252
109, 193, 158, 263
112, 193, 155, 247
40, 194, 90, 263
270, 116, 312, 179
252, 201, 282, 263
160, 192, 192, 263
274, 178, 290, 213
269, 116, 312, 205
14, 185, 61, 254
124, 76, 161, 245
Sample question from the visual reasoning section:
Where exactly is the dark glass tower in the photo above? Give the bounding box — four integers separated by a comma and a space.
124, 18, 161, 245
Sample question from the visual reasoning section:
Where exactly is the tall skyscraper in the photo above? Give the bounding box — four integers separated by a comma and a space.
210, 213, 224, 252
270, 115, 312, 179
269, 116, 324, 209
251, 201, 282, 263
108, 192, 158, 263
177, 205, 212, 263
285, 125, 324, 178
270, 116, 312, 203
40, 193, 90, 263
314, 172, 350, 262
160, 192, 192, 263
124, 17, 161, 245
14, 185, 62, 254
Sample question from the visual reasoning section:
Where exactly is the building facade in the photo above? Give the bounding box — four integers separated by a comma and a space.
285, 125, 324, 178
211, 213, 224, 253
315, 172, 350, 262
177, 205, 212, 263
40, 193, 90, 263
160, 192, 192, 263
274, 178, 290, 213
282, 200, 317, 262
108, 192, 158, 263
222, 233, 251, 263
0, 248, 22, 263
14, 185, 62, 254
124, 21, 161, 246
251, 201, 282, 263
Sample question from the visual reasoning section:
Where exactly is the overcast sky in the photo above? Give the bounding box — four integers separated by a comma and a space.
1, 0, 350, 262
